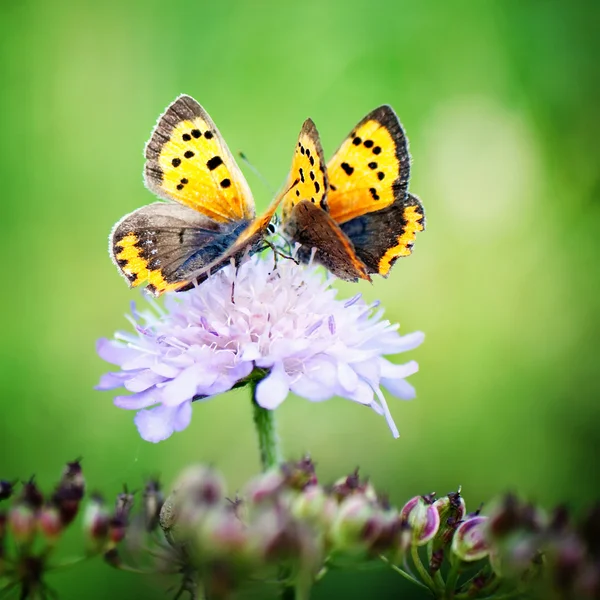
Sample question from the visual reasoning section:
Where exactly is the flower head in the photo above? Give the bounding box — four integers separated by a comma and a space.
97, 252, 424, 442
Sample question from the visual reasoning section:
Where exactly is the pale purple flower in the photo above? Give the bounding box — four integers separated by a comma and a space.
97, 251, 424, 443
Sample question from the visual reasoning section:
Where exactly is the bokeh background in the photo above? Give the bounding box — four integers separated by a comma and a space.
1, 0, 599, 597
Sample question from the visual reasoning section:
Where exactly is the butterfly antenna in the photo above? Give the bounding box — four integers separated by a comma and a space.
238, 151, 275, 195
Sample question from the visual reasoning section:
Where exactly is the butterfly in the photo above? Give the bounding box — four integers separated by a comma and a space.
110, 95, 284, 296
281, 106, 425, 281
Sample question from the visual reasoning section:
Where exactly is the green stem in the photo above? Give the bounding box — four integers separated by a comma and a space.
410, 545, 439, 594
444, 560, 461, 599
251, 382, 282, 471
380, 555, 431, 593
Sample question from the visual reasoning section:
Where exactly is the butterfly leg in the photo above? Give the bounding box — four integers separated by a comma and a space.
263, 239, 300, 266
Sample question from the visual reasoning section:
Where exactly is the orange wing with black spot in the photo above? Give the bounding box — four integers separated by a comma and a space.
144, 95, 254, 223
326, 106, 425, 276
280, 119, 370, 282
280, 119, 328, 222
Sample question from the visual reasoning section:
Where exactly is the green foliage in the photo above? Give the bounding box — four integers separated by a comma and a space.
1, 0, 599, 597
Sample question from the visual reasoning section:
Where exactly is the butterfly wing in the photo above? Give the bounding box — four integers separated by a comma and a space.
326, 106, 424, 275
144, 95, 255, 223
110, 202, 251, 296
285, 200, 370, 281
279, 119, 369, 282
339, 193, 425, 276
280, 119, 329, 222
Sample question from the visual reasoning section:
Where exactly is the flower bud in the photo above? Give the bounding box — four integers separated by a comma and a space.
9, 504, 37, 545
246, 469, 286, 504
174, 465, 226, 507
197, 507, 248, 560
0, 512, 7, 566
0, 481, 15, 501
399, 494, 440, 546
143, 479, 164, 532
160, 467, 226, 544
329, 495, 376, 552
247, 505, 313, 567
9, 481, 44, 545
487, 494, 544, 540
280, 457, 318, 491
83, 495, 110, 551
37, 504, 63, 542
429, 490, 467, 572
58, 460, 85, 500
291, 486, 337, 528
433, 490, 466, 546
330, 470, 377, 503
452, 515, 490, 562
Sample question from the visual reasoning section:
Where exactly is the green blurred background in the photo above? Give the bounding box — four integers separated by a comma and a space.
1, 0, 599, 597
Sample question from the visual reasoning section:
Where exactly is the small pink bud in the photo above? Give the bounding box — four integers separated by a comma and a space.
246, 469, 286, 504
281, 457, 318, 490
83, 495, 110, 550
197, 508, 248, 559
9, 505, 37, 544
291, 487, 337, 528
330, 470, 377, 502
452, 515, 490, 561
399, 495, 440, 546
37, 504, 63, 542
173, 466, 226, 507
329, 495, 375, 551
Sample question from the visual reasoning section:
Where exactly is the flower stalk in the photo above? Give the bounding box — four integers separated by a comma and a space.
251, 381, 282, 471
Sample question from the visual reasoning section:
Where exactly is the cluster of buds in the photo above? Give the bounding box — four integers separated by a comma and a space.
487, 494, 600, 598
0, 461, 86, 597
150, 463, 502, 599
3, 460, 599, 599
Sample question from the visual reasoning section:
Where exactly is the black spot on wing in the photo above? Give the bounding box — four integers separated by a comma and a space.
207, 156, 223, 170
341, 162, 354, 176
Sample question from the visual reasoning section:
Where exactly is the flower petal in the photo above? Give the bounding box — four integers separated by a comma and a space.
382, 377, 416, 399
96, 338, 139, 366
374, 387, 399, 438
255, 362, 290, 409
95, 371, 130, 391
134, 403, 192, 443
114, 388, 159, 410
380, 359, 419, 380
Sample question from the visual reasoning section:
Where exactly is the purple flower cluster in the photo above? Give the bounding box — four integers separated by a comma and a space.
97, 252, 423, 442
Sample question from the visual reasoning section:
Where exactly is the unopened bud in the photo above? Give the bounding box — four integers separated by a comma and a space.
173, 465, 226, 507
37, 504, 63, 542
9, 504, 37, 544
20, 480, 44, 510
0, 481, 15, 501
291, 486, 337, 528
430, 489, 467, 572
143, 479, 164, 532
83, 495, 110, 551
330, 470, 377, 503
59, 460, 85, 499
399, 494, 440, 546
452, 515, 490, 561
246, 469, 286, 504
434, 490, 466, 546
487, 494, 544, 540
161, 466, 226, 543
281, 457, 318, 490
329, 495, 376, 552
197, 508, 248, 560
